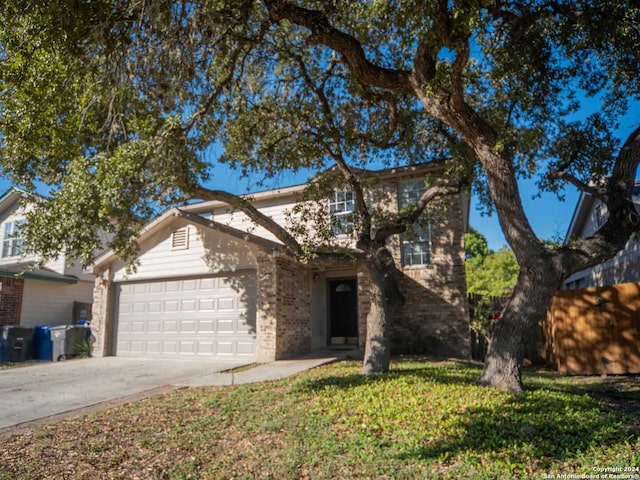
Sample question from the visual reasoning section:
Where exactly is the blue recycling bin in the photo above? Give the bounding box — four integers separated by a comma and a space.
34, 325, 55, 361
34, 324, 89, 361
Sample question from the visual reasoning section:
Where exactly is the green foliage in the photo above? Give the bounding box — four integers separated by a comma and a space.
464, 226, 490, 267
467, 245, 519, 298
72, 338, 92, 359
0, 2, 634, 261
1, 360, 638, 479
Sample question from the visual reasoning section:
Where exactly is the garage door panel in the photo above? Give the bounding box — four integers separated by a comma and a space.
180, 320, 197, 333
199, 299, 215, 310
146, 341, 162, 353
147, 321, 161, 332
198, 320, 215, 333
180, 299, 197, 311
236, 341, 255, 355
164, 300, 179, 312
116, 273, 256, 359
148, 301, 162, 313
163, 320, 179, 333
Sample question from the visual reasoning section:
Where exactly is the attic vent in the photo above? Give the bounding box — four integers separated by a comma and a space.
172, 227, 189, 250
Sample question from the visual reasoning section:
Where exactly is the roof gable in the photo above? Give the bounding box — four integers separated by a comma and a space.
93, 207, 281, 270
565, 180, 640, 243
0, 187, 26, 217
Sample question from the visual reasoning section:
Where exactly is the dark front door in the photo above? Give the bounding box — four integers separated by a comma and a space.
329, 279, 358, 342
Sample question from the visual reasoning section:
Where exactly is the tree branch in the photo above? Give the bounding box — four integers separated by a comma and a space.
264, 0, 414, 93
374, 177, 460, 242
358, 90, 400, 149
547, 170, 605, 199
412, 36, 438, 86
194, 186, 303, 256
556, 126, 640, 274
609, 125, 640, 191
450, 40, 470, 108
184, 19, 271, 133
287, 50, 374, 244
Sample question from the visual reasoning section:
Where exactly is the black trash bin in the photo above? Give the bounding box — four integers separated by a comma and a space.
65, 326, 90, 358
0, 326, 34, 363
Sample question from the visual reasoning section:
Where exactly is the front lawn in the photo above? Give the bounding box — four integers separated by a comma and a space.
1, 360, 638, 479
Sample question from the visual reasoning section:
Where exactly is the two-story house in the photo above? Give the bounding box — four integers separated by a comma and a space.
562, 182, 640, 290
0, 188, 95, 327
90, 163, 470, 362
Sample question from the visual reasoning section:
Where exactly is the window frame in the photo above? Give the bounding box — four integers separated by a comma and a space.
328, 190, 355, 236
2, 219, 26, 258
398, 181, 431, 267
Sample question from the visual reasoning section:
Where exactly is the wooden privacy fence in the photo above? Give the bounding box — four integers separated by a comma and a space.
543, 282, 640, 375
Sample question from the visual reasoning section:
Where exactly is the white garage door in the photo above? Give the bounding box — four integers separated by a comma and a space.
115, 273, 257, 359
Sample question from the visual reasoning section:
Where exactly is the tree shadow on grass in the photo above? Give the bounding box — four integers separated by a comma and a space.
293, 359, 483, 393
399, 391, 624, 465
293, 360, 636, 467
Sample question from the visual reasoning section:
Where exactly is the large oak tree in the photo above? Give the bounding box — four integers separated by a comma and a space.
2, 1, 640, 391
0, 1, 462, 376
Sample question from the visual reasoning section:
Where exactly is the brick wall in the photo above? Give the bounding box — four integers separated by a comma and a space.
356, 190, 470, 359
256, 253, 277, 362
256, 253, 312, 361
392, 194, 470, 358
0, 276, 24, 326
275, 256, 312, 357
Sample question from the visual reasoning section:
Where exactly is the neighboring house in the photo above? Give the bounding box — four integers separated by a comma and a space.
91, 163, 470, 362
562, 182, 640, 290
0, 188, 95, 327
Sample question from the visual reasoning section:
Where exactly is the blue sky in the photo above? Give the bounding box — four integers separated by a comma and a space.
2, 108, 638, 251
475, 114, 640, 251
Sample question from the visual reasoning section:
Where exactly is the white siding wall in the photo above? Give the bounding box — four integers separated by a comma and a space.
0, 198, 93, 278
563, 199, 640, 289
207, 185, 399, 250
210, 197, 297, 243
20, 278, 94, 327
0, 202, 39, 266
112, 221, 260, 282
42, 256, 67, 275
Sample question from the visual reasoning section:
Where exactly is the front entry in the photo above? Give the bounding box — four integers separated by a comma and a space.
328, 279, 358, 345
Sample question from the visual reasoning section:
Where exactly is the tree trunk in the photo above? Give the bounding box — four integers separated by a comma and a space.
360, 247, 404, 375
478, 268, 561, 392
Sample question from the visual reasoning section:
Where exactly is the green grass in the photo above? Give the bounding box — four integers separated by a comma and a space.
0, 359, 41, 370
1, 359, 638, 479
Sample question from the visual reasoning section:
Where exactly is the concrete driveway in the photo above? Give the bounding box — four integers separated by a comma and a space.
0, 356, 251, 430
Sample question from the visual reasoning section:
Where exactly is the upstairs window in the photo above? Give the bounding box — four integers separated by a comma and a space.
2, 220, 25, 258
398, 181, 431, 266
329, 190, 354, 236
